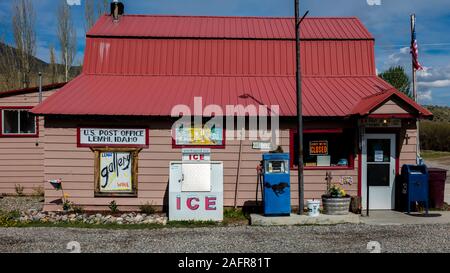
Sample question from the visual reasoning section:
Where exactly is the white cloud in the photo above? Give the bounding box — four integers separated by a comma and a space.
66, 0, 81, 6
383, 47, 410, 69
399, 47, 410, 54
418, 80, 450, 88
418, 90, 432, 102
417, 65, 450, 88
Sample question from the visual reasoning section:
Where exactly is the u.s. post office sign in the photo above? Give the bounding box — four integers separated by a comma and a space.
78, 128, 149, 148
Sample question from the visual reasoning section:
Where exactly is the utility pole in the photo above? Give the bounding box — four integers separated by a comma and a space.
295, 0, 305, 215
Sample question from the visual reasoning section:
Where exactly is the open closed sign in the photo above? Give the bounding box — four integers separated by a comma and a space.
309, 140, 328, 155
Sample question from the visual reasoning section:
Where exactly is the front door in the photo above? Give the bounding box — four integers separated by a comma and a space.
362, 134, 396, 210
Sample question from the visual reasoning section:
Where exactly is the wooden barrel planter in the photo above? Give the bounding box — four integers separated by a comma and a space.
322, 196, 351, 215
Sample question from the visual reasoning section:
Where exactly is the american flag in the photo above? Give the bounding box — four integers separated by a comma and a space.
410, 18, 423, 70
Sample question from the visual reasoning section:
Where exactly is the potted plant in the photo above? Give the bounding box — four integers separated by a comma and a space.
322, 184, 351, 215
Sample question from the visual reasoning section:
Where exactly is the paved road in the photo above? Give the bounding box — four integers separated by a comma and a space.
0, 224, 449, 253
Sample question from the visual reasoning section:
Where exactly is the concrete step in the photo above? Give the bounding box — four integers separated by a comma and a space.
250, 213, 361, 226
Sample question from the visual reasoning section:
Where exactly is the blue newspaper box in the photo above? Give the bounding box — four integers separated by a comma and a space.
262, 153, 290, 216
400, 164, 429, 214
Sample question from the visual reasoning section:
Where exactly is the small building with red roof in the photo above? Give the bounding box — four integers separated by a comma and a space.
23, 11, 432, 212
0, 83, 66, 195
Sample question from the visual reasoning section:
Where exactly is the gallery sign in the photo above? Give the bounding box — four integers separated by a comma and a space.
78, 128, 149, 147
94, 148, 139, 197
99, 151, 133, 192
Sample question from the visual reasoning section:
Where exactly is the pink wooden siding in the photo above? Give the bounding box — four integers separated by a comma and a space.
400, 128, 418, 168
43, 119, 358, 211
372, 100, 410, 115
0, 90, 57, 195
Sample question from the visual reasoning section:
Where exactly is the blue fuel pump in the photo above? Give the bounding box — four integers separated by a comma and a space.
262, 153, 291, 216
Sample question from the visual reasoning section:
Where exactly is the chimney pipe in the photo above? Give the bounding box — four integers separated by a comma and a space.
38, 72, 42, 103
111, 0, 124, 22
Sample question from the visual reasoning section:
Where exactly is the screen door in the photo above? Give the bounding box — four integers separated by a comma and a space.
362, 134, 396, 210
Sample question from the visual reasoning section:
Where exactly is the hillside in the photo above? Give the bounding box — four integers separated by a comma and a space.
0, 42, 81, 91
0, 42, 48, 73
420, 105, 450, 152
425, 105, 450, 123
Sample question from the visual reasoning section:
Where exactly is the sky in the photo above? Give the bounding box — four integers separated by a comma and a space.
0, 0, 449, 106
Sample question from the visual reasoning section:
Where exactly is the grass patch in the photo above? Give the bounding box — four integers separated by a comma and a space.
223, 208, 250, 225
224, 208, 248, 220
422, 150, 450, 160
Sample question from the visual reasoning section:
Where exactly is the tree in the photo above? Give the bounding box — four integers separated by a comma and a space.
57, 0, 76, 82
378, 66, 412, 97
48, 45, 58, 84
84, 0, 96, 32
12, 0, 36, 88
97, 0, 109, 17
85, 0, 109, 32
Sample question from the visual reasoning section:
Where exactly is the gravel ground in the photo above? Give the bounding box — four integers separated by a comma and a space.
0, 224, 449, 253
0, 196, 44, 212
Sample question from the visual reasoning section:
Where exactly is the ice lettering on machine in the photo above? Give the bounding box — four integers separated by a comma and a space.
100, 152, 132, 192
175, 196, 217, 211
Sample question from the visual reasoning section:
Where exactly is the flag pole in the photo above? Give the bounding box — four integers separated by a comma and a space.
410, 14, 421, 164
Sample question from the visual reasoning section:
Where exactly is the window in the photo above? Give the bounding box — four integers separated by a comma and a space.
1, 109, 37, 136
94, 148, 139, 197
290, 129, 355, 169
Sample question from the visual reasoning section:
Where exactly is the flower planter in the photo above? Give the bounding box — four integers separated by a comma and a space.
322, 196, 351, 215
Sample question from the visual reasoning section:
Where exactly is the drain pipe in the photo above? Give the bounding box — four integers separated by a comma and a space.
38, 72, 42, 103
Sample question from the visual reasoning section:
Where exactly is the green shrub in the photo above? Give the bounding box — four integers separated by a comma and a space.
72, 205, 84, 214
62, 200, 73, 211
139, 202, 156, 214
420, 121, 450, 152
32, 186, 44, 197
0, 210, 20, 227
223, 208, 247, 220
109, 200, 119, 213
15, 184, 24, 196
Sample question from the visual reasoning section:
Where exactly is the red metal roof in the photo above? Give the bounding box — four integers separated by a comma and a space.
32, 15, 429, 118
88, 15, 373, 40
82, 38, 375, 76
352, 89, 433, 118
32, 75, 403, 117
